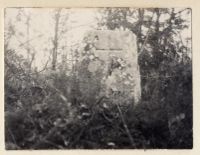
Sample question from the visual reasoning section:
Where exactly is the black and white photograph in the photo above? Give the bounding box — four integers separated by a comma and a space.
4, 7, 192, 149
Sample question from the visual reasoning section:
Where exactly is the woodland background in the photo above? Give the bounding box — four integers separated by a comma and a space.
4, 8, 192, 149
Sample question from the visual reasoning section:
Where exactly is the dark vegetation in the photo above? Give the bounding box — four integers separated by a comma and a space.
4, 8, 192, 149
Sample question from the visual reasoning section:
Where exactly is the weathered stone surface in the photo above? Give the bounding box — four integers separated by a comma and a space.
83, 30, 141, 104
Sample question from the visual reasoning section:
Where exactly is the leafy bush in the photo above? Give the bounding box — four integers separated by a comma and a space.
5, 45, 192, 150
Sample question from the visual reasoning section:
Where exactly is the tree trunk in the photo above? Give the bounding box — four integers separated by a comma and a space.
52, 9, 61, 70
137, 9, 144, 53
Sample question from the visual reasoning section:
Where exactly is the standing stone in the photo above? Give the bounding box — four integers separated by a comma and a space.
82, 30, 141, 104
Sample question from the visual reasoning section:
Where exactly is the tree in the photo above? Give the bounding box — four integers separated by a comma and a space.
98, 8, 191, 100
52, 9, 61, 70
51, 8, 70, 71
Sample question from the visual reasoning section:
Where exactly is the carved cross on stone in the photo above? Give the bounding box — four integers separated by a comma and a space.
84, 30, 141, 104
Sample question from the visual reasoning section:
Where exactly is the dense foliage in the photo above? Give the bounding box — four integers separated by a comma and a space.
5, 8, 192, 149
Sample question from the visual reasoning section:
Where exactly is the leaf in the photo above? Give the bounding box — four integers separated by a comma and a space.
103, 103, 109, 109
59, 94, 67, 102
53, 118, 62, 126
64, 140, 69, 146
107, 142, 115, 146
82, 112, 91, 117
26, 132, 36, 142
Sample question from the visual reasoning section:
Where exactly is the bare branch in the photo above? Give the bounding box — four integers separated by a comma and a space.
138, 11, 155, 57
115, 101, 136, 148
